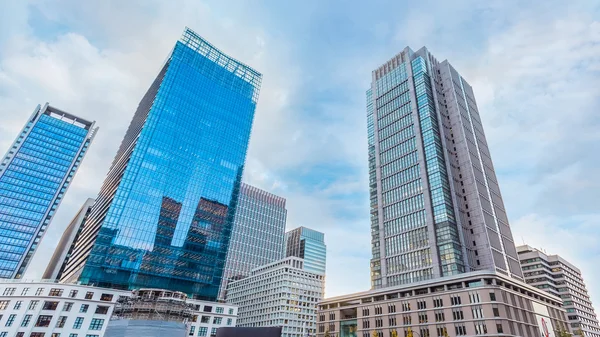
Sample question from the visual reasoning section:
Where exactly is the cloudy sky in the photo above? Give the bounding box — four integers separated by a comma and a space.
0, 0, 599, 301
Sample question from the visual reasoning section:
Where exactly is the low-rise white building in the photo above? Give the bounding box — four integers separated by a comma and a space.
187, 299, 238, 337
226, 257, 325, 337
0, 281, 238, 337
0, 280, 124, 337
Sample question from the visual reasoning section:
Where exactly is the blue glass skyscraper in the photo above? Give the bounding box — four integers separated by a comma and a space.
0, 103, 97, 279
60, 28, 262, 301
285, 226, 326, 275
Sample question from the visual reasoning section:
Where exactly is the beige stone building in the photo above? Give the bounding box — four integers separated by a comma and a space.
317, 271, 569, 337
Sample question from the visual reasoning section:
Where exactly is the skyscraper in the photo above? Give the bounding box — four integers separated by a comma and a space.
219, 183, 287, 300
60, 27, 262, 301
368, 46, 522, 289
517, 245, 600, 337
285, 226, 326, 275
43, 197, 95, 280
0, 103, 97, 279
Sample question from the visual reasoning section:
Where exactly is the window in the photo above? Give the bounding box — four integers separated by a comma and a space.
474, 321, 487, 335
73, 317, 84, 329
85, 292, 94, 300
36, 315, 53, 327
469, 292, 480, 304
362, 308, 370, 316
201, 316, 210, 323
35, 288, 44, 296
198, 327, 208, 336
21, 314, 32, 327
95, 306, 109, 314
69, 334, 78, 337
418, 313, 428, 324
2, 288, 15, 296
228, 308, 234, 315
210, 328, 216, 337
203, 306, 213, 313
43, 301, 59, 310
455, 324, 467, 336
189, 326, 195, 336
227, 318, 232, 326
69, 290, 78, 298
375, 318, 383, 328
450, 295, 462, 306
100, 294, 113, 302
63, 302, 73, 312
433, 298, 443, 308
402, 302, 411, 311
0, 301, 9, 310
21, 288, 29, 296
388, 317, 397, 326
489, 292, 496, 301
13, 301, 22, 310
85, 335, 99, 337
388, 304, 396, 313
49, 288, 64, 297
213, 317, 222, 325
435, 311, 445, 322
16, 333, 24, 337
80, 304, 89, 313
329, 313, 336, 320
89, 318, 104, 330
493, 307, 500, 317
403, 316, 411, 325
51, 333, 61, 337
417, 300, 427, 310
496, 324, 503, 333
216, 307, 224, 314
29, 300, 39, 310
452, 309, 464, 320
472, 306, 484, 319
30, 334, 45, 337
363, 320, 370, 329
5, 314, 16, 326
419, 328, 430, 337
56, 316, 68, 328
375, 306, 382, 315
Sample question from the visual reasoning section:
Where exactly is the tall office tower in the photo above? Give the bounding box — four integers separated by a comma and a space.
285, 226, 326, 275
43, 198, 95, 280
368, 47, 522, 289
517, 245, 600, 337
0, 103, 97, 279
219, 183, 287, 300
227, 257, 325, 337
60, 27, 262, 301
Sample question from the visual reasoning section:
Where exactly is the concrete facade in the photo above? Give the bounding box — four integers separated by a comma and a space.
219, 183, 287, 300
517, 245, 600, 337
226, 257, 324, 337
317, 271, 569, 337
0, 280, 123, 337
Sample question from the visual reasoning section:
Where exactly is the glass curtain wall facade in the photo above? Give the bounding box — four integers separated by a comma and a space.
285, 227, 326, 275
60, 27, 262, 301
0, 103, 97, 279
219, 183, 287, 300
368, 47, 521, 289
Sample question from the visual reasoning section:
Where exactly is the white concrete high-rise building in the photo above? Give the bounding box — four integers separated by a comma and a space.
226, 257, 325, 337
518, 245, 600, 337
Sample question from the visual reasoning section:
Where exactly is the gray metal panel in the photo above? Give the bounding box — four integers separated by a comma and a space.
216, 327, 282, 337
104, 319, 187, 337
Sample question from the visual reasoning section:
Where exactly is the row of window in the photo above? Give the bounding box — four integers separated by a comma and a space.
0, 288, 112, 301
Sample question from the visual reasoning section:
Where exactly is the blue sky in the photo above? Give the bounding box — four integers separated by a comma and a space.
0, 0, 599, 302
